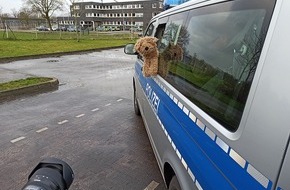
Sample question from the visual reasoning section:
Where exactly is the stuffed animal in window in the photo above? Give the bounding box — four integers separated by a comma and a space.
158, 43, 184, 78
134, 36, 159, 77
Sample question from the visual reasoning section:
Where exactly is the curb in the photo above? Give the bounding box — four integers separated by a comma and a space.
0, 78, 59, 103
0, 46, 125, 64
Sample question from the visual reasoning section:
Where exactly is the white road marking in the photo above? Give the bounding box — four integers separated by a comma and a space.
58, 120, 68, 125
91, 108, 99, 112
105, 103, 111, 107
144, 181, 159, 190
76, 114, 85, 118
11, 136, 26, 143
117, 99, 123, 102
36, 127, 48, 133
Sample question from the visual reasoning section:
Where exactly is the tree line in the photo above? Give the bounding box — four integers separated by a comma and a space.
0, 0, 78, 31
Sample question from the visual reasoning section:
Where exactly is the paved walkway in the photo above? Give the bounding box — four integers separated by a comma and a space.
0, 66, 35, 83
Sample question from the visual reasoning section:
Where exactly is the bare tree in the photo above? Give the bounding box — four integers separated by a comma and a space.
0, 6, 8, 29
0, 6, 3, 29
23, 0, 64, 30
11, 8, 19, 18
18, 7, 34, 29
0, 6, 9, 18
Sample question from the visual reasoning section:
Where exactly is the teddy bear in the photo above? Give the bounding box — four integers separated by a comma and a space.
158, 43, 184, 78
134, 36, 159, 77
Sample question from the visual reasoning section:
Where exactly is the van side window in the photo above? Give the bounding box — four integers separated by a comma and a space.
157, 12, 188, 51
155, 24, 166, 44
159, 2, 273, 131
157, 12, 188, 78
145, 21, 156, 36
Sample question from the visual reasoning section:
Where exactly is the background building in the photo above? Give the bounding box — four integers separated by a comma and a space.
0, 17, 45, 30
57, 0, 163, 31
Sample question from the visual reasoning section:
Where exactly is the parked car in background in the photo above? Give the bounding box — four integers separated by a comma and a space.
114, 26, 121, 31
60, 26, 67, 31
36, 26, 49, 31
67, 26, 75, 32
67, 26, 81, 32
52, 26, 60, 31
130, 27, 142, 33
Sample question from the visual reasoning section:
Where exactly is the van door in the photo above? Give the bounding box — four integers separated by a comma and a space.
135, 21, 157, 114
138, 16, 169, 151
275, 136, 290, 190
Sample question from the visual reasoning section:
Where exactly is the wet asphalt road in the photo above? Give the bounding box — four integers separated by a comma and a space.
0, 48, 166, 190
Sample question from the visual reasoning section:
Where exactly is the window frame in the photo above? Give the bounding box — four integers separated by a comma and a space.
153, 0, 275, 132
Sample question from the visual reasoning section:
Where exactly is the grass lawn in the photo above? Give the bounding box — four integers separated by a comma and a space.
0, 30, 139, 91
0, 30, 138, 58
0, 77, 52, 91
0, 31, 139, 94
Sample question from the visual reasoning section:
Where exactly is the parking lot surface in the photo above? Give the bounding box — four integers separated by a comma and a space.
0, 48, 166, 190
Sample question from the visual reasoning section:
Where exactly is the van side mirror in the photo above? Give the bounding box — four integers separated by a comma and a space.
124, 44, 138, 55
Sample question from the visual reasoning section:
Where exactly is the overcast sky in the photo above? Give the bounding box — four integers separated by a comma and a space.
0, 0, 129, 15
0, 0, 23, 13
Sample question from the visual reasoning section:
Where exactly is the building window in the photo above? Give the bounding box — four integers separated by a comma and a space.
152, 3, 157, 8
136, 13, 143, 17
135, 22, 143, 27
86, 13, 93, 17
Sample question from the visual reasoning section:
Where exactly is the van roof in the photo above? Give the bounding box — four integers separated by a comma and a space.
153, 0, 222, 19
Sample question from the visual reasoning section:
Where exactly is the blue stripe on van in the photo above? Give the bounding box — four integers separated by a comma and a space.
135, 63, 272, 190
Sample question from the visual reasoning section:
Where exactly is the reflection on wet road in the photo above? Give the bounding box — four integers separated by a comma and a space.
0, 48, 166, 190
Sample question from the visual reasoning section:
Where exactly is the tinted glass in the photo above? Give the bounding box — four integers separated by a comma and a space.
145, 21, 156, 36
158, 0, 275, 131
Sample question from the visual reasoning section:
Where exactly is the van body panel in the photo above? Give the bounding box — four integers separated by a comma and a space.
276, 137, 290, 190
134, 62, 197, 189
231, 0, 290, 181
128, 0, 290, 189
135, 62, 272, 189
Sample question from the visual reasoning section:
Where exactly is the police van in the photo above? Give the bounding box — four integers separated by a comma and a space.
124, 0, 290, 189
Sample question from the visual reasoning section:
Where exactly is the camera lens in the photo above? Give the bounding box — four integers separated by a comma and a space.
22, 157, 74, 190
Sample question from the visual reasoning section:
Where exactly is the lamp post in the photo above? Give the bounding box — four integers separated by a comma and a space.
113, 0, 125, 31
91, 21, 95, 31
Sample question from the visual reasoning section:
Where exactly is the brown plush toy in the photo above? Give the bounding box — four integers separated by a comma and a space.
158, 43, 184, 78
134, 36, 159, 77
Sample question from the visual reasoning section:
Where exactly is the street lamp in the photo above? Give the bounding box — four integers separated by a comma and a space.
113, 0, 125, 31
91, 21, 95, 31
